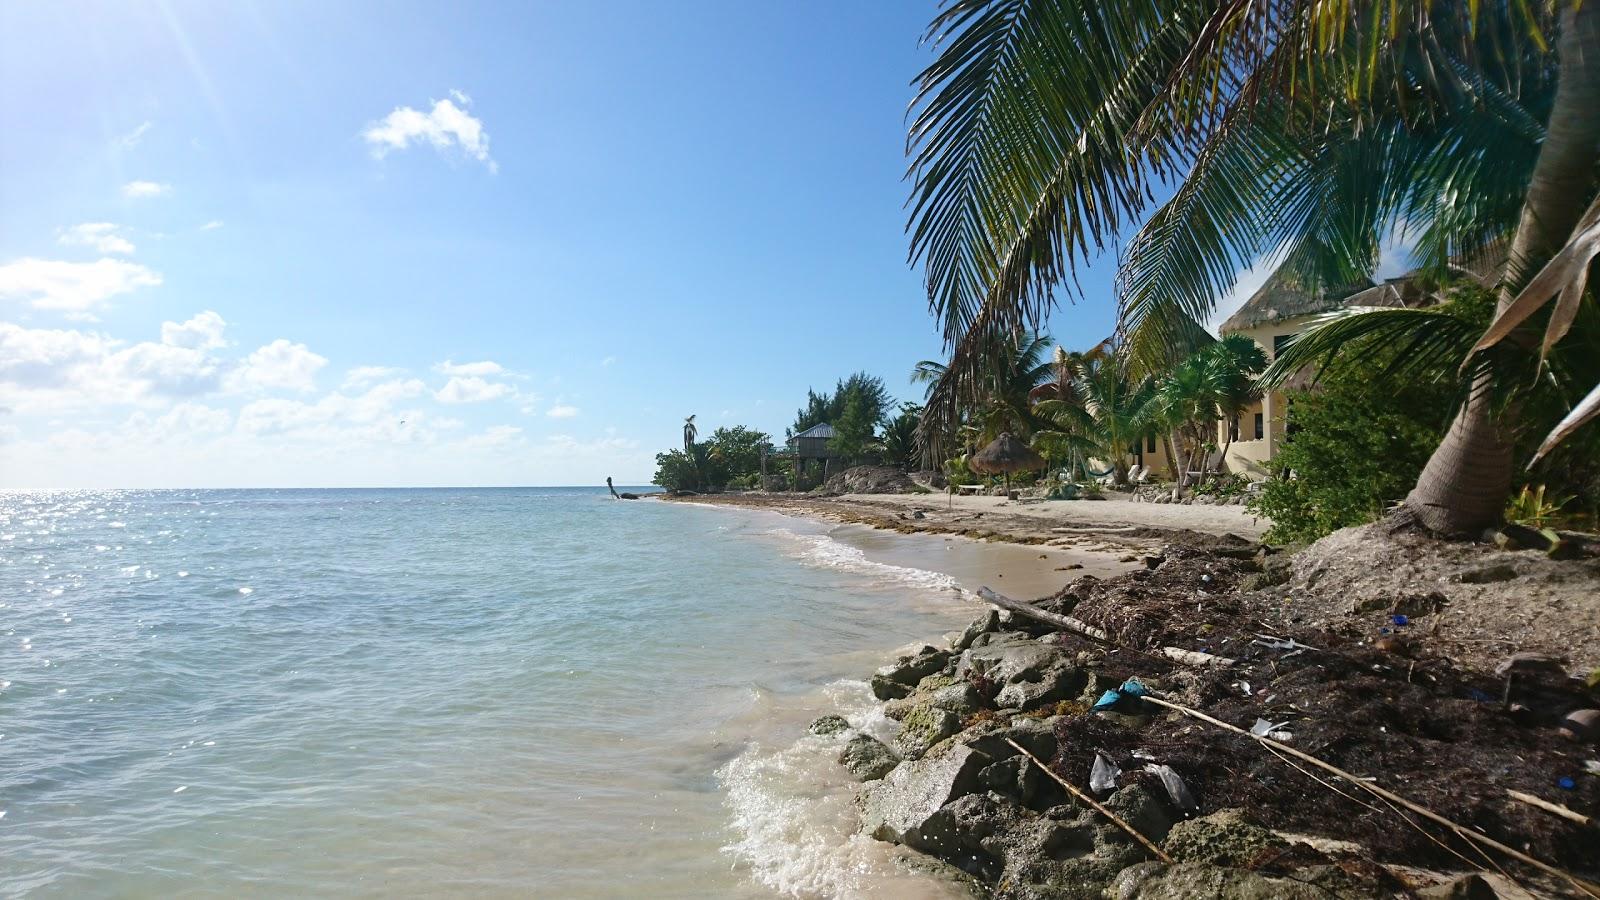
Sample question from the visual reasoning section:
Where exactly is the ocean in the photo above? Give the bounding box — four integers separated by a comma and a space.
0, 487, 1098, 897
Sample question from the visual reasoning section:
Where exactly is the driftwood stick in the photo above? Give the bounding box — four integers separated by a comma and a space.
1508, 790, 1594, 828
1139, 694, 1600, 898
978, 587, 1110, 643
1160, 646, 1237, 668
1004, 738, 1173, 864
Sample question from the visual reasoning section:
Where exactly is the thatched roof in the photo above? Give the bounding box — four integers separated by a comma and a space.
1219, 268, 1374, 333
970, 433, 1044, 474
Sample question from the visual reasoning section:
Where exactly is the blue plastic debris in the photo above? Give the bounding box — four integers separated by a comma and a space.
1390, 614, 1409, 626
1091, 679, 1150, 713
1558, 777, 1576, 791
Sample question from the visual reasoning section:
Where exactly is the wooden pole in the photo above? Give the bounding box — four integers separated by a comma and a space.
977, 587, 1111, 643
1139, 694, 1600, 898
1005, 739, 1174, 864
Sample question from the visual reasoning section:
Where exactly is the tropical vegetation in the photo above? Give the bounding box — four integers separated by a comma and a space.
905, 0, 1600, 535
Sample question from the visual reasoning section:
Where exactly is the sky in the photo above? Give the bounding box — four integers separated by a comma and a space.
0, 1, 1354, 489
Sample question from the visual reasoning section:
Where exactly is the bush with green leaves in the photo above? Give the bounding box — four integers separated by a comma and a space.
1247, 374, 1452, 543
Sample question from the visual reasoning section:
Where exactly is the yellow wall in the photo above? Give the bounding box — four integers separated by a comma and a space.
1216, 317, 1317, 478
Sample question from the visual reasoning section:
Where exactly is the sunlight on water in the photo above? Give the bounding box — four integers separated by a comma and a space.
0, 488, 987, 897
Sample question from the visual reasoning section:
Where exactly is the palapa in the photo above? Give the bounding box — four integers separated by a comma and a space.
969, 432, 1044, 494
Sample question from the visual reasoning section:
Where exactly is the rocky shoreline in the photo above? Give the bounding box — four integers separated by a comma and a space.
803, 540, 1600, 899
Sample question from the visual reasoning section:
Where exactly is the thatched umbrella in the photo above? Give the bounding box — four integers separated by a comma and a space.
969, 432, 1044, 496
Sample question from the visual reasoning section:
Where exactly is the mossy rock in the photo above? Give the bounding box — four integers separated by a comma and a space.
1161, 809, 1287, 867
895, 704, 964, 760
808, 714, 851, 737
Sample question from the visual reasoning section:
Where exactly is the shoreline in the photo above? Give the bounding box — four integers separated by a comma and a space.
662, 490, 1264, 555
672, 493, 1598, 898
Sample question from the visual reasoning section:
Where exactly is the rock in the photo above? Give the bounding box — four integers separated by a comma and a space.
1161, 809, 1285, 867
914, 791, 1024, 878
930, 682, 985, 718
957, 717, 1059, 762
895, 704, 965, 759
878, 646, 952, 689
958, 642, 1063, 684
872, 673, 914, 701
861, 744, 993, 849
883, 846, 985, 897
952, 609, 1001, 651
817, 465, 919, 494
994, 658, 1084, 712
911, 510, 927, 520
1106, 862, 1365, 899
808, 714, 851, 737
839, 733, 900, 781
1102, 784, 1177, 847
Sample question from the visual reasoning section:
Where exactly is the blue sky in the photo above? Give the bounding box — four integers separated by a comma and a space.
1, 1, 1233, 488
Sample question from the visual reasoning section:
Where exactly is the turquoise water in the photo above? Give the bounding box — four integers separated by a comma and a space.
0, 488, 1010, 898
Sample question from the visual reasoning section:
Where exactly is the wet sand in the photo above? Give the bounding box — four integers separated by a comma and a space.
826, 522, 1133, 600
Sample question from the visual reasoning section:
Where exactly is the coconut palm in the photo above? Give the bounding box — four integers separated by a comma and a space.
1034, 355, 1159, 485
1207, 334, 1268, 468
913, 332, 1056, 445
907, 0, 1600, 533
1156, 354, 1226, 484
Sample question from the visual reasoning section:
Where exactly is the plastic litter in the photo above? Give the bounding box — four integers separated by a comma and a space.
1391, 614, 1410, 626
1251, 634, 1318, 658
1132, 748, 1157, 761
1089, 751, 1121, 793
1091, 679, 1150, 713
1558, 777, 1576, 791
1143, 763, 1198, 812
1249, 718, 1294, 740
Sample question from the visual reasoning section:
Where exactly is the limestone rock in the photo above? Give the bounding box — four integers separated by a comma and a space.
1161, 808, 1284, 867
953, 609, 1001, 651
839, 733, 900, 781
878, 645, 952, 690
871, 673, 914, 701
808, 714, 851, 737
861, 744, 993, 849
1106, 862, 1338, 900
895, 704, 964, 760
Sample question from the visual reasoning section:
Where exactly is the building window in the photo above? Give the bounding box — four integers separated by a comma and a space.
1254, 412, 1265, 440
1146, 434, 1156, 453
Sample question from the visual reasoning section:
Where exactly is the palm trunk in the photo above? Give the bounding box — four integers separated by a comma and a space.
1406, 1, 1600, 534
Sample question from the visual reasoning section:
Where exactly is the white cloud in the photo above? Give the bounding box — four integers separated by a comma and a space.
343, 365, 406, 388
546, 404, 579, 418
236, 378, 427, 438
58, 223, 136, 255
121, 180, 171, 199
600, 355, 617, 367
160, 310, 229, 350
435, 375, 513, 404
363, 91, 496, 172
228, 340, 328, 393
200, 220, 224, 231
433, 359, 504, 377
0, 257, 162, 316
0, 320, 223, 410
462, 424, 524, 448
114, 121, 153, 150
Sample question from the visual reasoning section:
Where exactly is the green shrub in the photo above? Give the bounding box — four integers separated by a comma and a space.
1247, 376, 1450, 544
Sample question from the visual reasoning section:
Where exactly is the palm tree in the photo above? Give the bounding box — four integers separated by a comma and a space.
1156, 354, 1225, 485
1034, 355, 1158, 486
914, 332, 1056, 449
1207, 335, 1268, 470
907, 0, 1600, 533
682, 415, 700, 490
